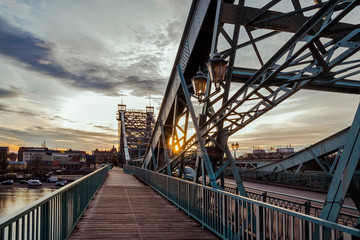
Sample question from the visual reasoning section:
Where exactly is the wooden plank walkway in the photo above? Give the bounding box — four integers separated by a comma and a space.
68, 167, 218, 239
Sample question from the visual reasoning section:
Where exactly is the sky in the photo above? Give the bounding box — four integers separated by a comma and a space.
0, 0, 192, 153
0, 0, 359, 155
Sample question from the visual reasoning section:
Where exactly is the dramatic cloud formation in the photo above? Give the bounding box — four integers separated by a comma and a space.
0, 0, 191, 152
0, 15, 171, 96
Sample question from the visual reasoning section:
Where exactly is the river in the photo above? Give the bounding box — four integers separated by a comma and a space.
0, 186, 56, 219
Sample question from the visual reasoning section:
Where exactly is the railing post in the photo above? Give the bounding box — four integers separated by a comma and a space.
305, 200, 311, 240
41, 202, 50, 240
167, 176, 169, 198
74, 184, 79, 225
15, 220, 19, 240
21, 216, 25, 240
262, 192, 267, 202
202, 187, 205, 228
62, 191, 68, 239
222, 194, 226, 237
188, 182, 190, 217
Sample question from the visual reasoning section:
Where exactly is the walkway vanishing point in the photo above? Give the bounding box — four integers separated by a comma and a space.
68, 167, 218, 239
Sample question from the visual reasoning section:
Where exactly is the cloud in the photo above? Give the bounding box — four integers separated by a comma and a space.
0, 15, 172, 97
0, 125, 117, 152
0, 87, 19, 98
48, 115, 76, 123
0, 104, 38, 117
94, 125, 115, 131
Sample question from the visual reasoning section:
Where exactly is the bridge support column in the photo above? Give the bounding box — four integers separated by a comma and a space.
319, 102, 360, 237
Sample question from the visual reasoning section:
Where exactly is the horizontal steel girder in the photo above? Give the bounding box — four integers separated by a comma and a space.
232, 67, 360, 94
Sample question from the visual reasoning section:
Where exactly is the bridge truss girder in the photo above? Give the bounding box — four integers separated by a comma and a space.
142, 0, 360, 226
118, 107, 155, 165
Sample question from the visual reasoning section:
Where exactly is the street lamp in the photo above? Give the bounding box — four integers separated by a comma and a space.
191, 66, 207, 100
231, 142, 239, 160
207, 52, 228, 90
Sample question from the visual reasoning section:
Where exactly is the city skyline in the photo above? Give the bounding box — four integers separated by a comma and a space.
0, 1, 359, 155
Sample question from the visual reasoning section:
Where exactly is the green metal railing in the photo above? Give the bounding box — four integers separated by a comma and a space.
224, 185, 359, 227
0, 165, 110, 240
124, 165, 360, 240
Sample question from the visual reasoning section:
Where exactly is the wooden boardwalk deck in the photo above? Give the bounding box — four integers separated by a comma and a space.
68, 167, 218, 239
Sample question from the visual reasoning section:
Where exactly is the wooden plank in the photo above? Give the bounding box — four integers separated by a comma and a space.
68, 167, 218, 239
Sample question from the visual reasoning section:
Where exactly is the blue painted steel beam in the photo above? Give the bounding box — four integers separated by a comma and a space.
320, 102, 360, 222
231, 67, 360, 94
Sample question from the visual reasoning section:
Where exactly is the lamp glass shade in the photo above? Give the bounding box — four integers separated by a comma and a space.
207, 53, 228, 90
191, 69, 207, 98
235, 143, 239, 149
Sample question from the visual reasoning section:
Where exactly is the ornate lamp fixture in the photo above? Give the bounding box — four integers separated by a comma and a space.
207, 52, 228, 90
191, 66, 207, 100
231, 142, 239, 159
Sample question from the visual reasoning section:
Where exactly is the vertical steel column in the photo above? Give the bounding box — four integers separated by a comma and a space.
120, 110, 131, 162
151, 147, 157, 171
160, 122, 172, 176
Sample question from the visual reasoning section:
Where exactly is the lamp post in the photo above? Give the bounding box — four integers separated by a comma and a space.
231, 142, 239, 160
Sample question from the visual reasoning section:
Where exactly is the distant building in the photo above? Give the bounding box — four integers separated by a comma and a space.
8, 152, 17, 161
18, 147, 49, 162
0, 147, 9, 161
64, 149, 87, 161
0, 147, 9, 171
15, 146, 89, 174
7, 161, 26, 171
244, 146, 295, 160
276, 147, 295, 154
52, 153, 71, 162
93, 146, 117, 164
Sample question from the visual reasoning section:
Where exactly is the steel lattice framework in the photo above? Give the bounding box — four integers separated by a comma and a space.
141, 0, 360, 228
117, 105, 155, 165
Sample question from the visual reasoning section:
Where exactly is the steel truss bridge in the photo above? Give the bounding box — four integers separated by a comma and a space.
120, 0, 360, 238
116, 104, 155, 165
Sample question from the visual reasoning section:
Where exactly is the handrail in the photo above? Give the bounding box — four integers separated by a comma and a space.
243, 185, 357, 211
125, 165, 360, 239
225, 184, 359, 227
0, 165, 110, 240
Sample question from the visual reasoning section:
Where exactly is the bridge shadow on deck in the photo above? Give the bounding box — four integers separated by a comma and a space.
69, 167, 218, 239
